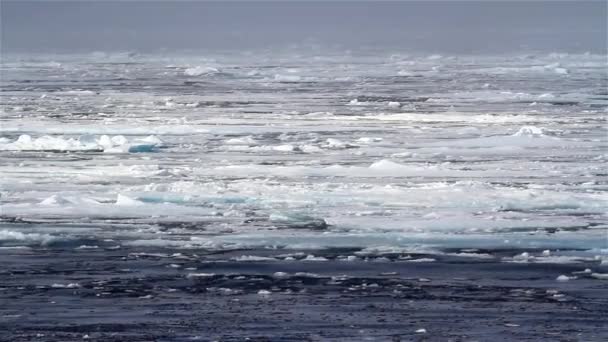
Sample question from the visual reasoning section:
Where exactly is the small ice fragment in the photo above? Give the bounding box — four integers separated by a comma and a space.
186, 273, 216, 278
184, 66, 219, 76
111, 135, 128, 145
269, 213, 328, 230
591, 273, 608, 280
513, 126, 545, 137
233, 255, 276, 261
115, 194, 143, 206
257, 290, 271, 295
407, 258, 436, 263
415, 328, 427, 333
40, 195, 71, 206
348, 98, 370, 106
538, 93, 555, 99
273, 144, 296, 152
324, 138, 352, 149
225, 136, 257, 145
513, 252, 533, 262
357, 137, 382, 144
274, 74, 301, 82
556, 275, 571, 282
304, 255, 328, 261
542, 250, 551, 256
387, 101, 401, 108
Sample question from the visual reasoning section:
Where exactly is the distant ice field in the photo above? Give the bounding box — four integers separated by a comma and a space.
1, 51, 606, 262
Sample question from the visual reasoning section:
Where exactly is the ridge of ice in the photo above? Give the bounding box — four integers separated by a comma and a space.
0, 134, 163, 153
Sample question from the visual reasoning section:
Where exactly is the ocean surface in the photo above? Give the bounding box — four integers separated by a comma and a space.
1, 50, 607, 340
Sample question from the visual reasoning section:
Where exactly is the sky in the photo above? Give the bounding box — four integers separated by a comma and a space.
1, 1, 607, 54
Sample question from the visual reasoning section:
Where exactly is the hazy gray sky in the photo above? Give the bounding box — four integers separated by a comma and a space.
2, 1, 606, 53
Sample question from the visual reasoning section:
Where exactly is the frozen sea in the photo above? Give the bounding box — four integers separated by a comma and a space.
1, 50, 607, 340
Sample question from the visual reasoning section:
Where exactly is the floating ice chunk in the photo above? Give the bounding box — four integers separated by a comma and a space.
357, 137, 383, 144
387, 101, 401, 108
76, 245, 98, 250
257, 289, 272, 295
115, 194, 144, 206
269, 213, 328, 230
512, 252, 533, 262
39, 194, 99, 206
369, 159, 408, 171
427, 54, 443, 60
111, 135, 129, 146
187, 273, 216, 278
273, 144, 297, 152
456, 127, 481, 136
225, 136, 257, 145
274, 74, 301, 82
303, 254, 328, 261
447, 252, 494, 259
225, 144, 301, 153
64, 90, 95, 95
591, 273, 608, 280
184, 66, 219, 76
137, 135, 163, 145
406, 258, 436, 263
0, 230, 59, 246
299, 145, 323, 153
512, 126, 546, 137
415, 328, 427, 334
538, 93, 555, 100
51, 283, 80, 288
304, 111, 334, 117
556, 275, 573, 282
233, 255, 276, 261
324, 138, 354, 149
347, 98, 370, 106
397, 70, 413, 76
40, 195, 72, 206
544, 63, 569, 74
